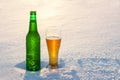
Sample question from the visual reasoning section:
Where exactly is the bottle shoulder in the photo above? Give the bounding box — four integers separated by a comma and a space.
26, 31, 40, 39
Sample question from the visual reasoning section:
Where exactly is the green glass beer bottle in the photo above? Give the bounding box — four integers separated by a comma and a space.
26, 11, 40, 71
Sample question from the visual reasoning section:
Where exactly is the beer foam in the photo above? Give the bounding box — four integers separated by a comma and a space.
46, 36, 61, 40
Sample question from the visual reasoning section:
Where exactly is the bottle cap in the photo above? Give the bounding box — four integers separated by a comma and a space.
30, 11, 36, 15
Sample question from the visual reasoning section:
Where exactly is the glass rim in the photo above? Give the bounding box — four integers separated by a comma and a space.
45, 28, 61, 38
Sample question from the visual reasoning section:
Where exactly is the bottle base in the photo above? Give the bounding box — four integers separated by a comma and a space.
26, 67, 40, 71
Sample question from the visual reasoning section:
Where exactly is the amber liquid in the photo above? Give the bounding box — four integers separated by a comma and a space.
46, 36, 61, 68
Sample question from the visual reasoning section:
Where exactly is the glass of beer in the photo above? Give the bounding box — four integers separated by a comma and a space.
46, 27, 61, 69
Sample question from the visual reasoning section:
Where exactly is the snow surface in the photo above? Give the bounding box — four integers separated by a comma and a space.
0, 0, 120, 80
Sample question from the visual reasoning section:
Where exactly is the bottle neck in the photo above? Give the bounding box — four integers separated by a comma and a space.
29, 11, 38, 32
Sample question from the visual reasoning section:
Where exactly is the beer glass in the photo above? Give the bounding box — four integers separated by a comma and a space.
46, 28, 61, 69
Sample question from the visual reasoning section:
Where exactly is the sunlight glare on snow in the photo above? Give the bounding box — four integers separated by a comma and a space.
22, 0, 40, 5
21, 0, 60, 18
39, 8, 58, 19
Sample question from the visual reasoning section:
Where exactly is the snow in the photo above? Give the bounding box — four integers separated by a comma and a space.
0, 0, 120, 80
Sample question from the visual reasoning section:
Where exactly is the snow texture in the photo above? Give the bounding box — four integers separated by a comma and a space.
0, 0, 120, 80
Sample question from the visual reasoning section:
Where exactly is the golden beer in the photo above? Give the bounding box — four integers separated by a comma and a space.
46, 36, 61, 68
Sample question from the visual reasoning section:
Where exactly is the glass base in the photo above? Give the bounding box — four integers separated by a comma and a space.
46, 64, 58, 69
